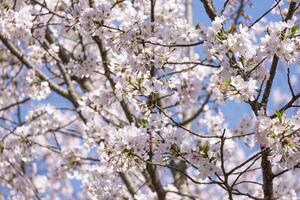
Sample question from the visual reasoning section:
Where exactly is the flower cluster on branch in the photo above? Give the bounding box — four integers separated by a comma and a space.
0, 0, 299, 199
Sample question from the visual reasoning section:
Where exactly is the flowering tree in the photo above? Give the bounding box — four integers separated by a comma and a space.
0, 0, 300, 199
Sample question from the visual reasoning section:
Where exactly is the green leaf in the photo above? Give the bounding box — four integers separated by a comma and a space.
267, 131, 277, 138
229, 46, 234, 52
275, 110, 283, 122
200, 143, 209, 158
290, 26, 299, 37
129, 78, 135, 85
216, 31, 228, 41
0, 143, 3, 154
138, 119, 148, 127
137, 78, 143, 86
227, 25, 236, 33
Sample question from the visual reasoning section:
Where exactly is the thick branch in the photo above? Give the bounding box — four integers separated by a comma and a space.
260, 55, 279, 109
119, 173, 137, 199
179, 94, 210, 126
260, 147, 274, 200
200, 0, 217, 21
258, 3, 297, 199
93, 36, 134, 123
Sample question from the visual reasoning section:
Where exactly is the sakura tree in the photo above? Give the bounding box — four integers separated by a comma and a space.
0, 0, 300, 199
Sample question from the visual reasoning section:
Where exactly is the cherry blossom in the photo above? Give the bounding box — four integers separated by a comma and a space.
0, 0, 299, 199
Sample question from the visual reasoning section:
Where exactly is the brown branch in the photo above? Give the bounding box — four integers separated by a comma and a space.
231, 156, 261, 189
179, 94, 211, 126
260, 147, 274, 200
221, 0, 230, 15
261, 1, 297, 109
287, 67, 295, 97
232, 189, 264, 200
0, 34, 69, 99
219, 130, 233, 200
248, 0, 281, 29
270, 92, 300, 118
227, 149, 265, 175
134, 154, 217, 185
143, 40, 204, 48
119, 173, 137, 199
155, 105, 221, 139
0, 98, 30, 112
93, 36, 134, 123
272, 163, 300, 179
234, 0, 245, 25
44, 29, 93, 92
260, 55, 279, 110
200, 0, 217, 21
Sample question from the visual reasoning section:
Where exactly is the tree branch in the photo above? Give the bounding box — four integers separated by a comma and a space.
200, 0, 217, 21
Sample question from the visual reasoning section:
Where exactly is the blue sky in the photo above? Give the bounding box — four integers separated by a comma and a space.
193, 0, 299, 128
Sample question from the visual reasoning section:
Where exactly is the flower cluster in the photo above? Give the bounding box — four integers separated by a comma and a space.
210, 69, 257, 102
94, 124, 149, 171
25, 69, 51, 100
256, 110, 300, 168
260, 21, 300, 63
84, 166, 129, 200
0, 5, 33, 40
66, 54, 98, 78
